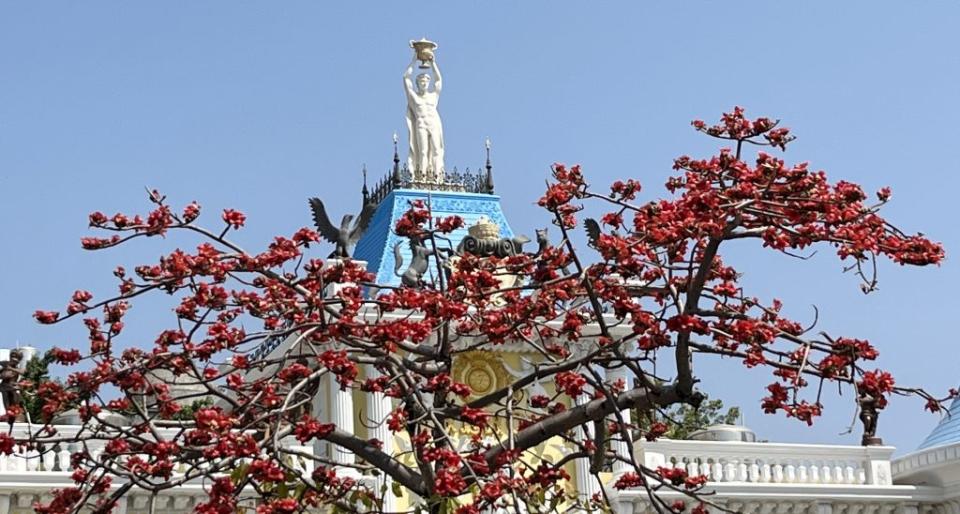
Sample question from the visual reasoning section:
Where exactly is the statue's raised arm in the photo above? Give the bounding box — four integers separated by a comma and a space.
403, 57, 417, 98
430, 58, 442, 94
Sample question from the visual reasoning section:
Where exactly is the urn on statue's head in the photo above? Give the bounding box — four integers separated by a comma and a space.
410, 38, 438, 69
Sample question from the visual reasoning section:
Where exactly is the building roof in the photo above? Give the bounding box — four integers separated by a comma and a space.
918, 396, 960, 450
353, 189, 515, 288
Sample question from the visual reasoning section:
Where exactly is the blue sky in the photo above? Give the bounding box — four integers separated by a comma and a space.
1, 2, 958, 452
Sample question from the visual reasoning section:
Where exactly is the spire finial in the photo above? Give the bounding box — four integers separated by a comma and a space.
362, 164, 369, 203
392, 132, 402, 187
484, 137, 494, 194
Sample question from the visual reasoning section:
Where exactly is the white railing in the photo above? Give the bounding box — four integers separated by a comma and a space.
0, 423, 315, 477
636, 438, 895, 486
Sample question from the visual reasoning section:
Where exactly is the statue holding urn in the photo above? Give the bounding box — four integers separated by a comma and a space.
404, 39, 445, 183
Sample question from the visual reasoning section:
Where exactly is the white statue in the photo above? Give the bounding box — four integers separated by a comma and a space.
404, 41, 445, 182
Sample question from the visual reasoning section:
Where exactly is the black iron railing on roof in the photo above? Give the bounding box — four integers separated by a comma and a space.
366, 165, 494, 205
363, 141, 496, 206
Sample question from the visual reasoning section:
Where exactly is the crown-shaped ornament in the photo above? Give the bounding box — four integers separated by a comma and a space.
467, 216, 500, 240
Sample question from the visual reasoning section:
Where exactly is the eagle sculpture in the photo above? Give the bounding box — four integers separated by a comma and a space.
584, 218, 603, 249
308, 198, 377, 259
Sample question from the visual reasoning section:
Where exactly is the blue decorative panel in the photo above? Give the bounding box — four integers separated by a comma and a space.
353, 189, 516, 289
918, 395, 960, 450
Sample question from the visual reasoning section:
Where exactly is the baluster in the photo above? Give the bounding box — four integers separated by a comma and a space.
857, 467, 867, 484
26, 448, 40, 471
15, 446, 27, 472
748, 460, 760, 482
844, 462, 856, 484
737, 460, 748, 482
671, 456, 682, 472
797, 462, 809, 483
686, 458, 698, 478
772, 463, 784, 483
821, 464, 833, 483
42, 447, 56, 471
833, 464, 844, 484
809, 462, 820, 483
760, 462, 772, 482
724, 460, 736, 482
57, 445, 71, 471
712, 460, 723, 482
785, 461, 796, 483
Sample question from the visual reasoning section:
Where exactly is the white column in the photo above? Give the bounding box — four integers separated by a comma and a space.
0, 495, 10, 514
607, 367, 633, 477
311, 385, 328, 460
365, 364, 396, 512
0, 349, 8, 415
327, 372, 356, 469
321, 259, 365, 472
573, 394, 601, 500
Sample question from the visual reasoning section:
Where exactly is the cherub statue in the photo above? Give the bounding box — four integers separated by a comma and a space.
858, 389, 883, 446
0, 349, 24, 420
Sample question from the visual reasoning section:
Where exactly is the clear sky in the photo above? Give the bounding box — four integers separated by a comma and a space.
2, 2, 958, 452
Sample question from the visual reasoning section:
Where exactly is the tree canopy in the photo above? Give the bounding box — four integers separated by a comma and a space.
13, 108, 952, 514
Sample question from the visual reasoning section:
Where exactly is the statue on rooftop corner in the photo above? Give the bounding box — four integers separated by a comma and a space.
405, 39, 445, 183
0, 349, 24, 420
309, 197, 377, 259
858, 388, 883, 446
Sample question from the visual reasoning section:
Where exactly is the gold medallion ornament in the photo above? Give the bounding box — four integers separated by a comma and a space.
452, 351, 514, 398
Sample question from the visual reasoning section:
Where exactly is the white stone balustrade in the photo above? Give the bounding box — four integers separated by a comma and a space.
636, 437, 895, 486
0, 423, 315, 478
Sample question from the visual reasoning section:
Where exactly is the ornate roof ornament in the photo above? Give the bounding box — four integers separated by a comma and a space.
468, 215, 500, 240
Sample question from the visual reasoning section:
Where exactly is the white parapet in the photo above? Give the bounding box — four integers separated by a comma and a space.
608, 437, 944, 514
635, 437, 896, 486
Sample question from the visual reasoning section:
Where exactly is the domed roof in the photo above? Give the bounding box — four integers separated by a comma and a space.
918, 396, 960, 450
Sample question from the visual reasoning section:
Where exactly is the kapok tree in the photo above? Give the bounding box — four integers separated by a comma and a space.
15, 107, 950, 514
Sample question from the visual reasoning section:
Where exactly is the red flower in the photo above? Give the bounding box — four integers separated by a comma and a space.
182, 201, 201, 222
529, 395, 550, 408
433, 466, 467, 496
293, 415, 335, 443
645, 421, 669, 441
555, 371, 588, 397
0, 433, 15, 454
461, 406, 491, 427
88, 211, 108, 226
51, 348, 81, 365
436, 215, 464, 233
613, 472, 644, 489
33, 310, 60, 324
222, 209, 246, 229
71, 290, 93, 303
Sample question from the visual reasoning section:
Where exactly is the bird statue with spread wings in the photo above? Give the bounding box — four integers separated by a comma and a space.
308, 198, 377, 259
584, 218, 603, 249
